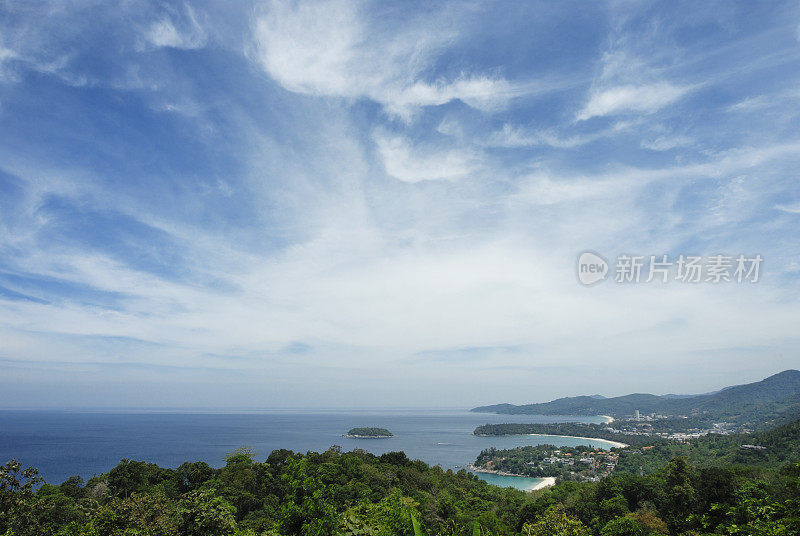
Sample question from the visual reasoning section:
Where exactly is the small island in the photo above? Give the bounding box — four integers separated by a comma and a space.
345, 427, 393, 438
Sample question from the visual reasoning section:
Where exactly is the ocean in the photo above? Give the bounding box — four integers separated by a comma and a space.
0, 409, 614, 491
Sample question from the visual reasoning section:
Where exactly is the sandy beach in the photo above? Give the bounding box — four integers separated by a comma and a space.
467, 465, 558, 492
529, 477, 556, 491
526, 433, 628, 449
600, 415, 615, 423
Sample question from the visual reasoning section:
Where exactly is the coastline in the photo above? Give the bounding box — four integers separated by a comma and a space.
600, 415, 615, 424
343, 434, 393, 438
472, 431, 628, 449
467, 464, 527, 478
524, 433, 627, 448
530, 477, 556, 491
468, 465, 557, 491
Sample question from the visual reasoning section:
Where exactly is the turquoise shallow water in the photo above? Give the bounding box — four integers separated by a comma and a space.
0, 409, 614, 489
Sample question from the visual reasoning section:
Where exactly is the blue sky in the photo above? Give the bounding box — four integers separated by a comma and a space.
1, 1, 799, 408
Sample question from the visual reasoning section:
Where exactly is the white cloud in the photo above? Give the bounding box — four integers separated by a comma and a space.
728, 89, 800, 113
383, 76, 517, 117
251, 0, 517, 118
640, 134, 694, 151
775, 201, 800, 214
0, 46, 15, 66
375, 134, 478, 183
486, 124, 579, 148
575, 32, 696, 122
577, 82, 690, 121
728, 95, 771, 112
0, 45, 15, 88
483, 120, 639, 149
144, 5, 206, 50
4, 1, 800, 406
3, 137, 800, 405
513, 171, 634, 206
151, 99, 203, 118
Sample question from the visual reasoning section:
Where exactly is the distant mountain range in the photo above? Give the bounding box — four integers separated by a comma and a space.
471, 370, 800, 426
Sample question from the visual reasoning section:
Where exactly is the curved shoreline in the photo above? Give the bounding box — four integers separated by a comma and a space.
523, 433, 628, 448
530, 477, 557, 490
468, 465, 557, 491
467, 464, 526, 477
473, 432, 628, 448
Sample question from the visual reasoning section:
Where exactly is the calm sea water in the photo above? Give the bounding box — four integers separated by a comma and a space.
0, 409, 613, 491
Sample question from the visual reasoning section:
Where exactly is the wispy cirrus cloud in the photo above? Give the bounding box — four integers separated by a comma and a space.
142, 4, 207, 50
1, 1, 800, 407
483, 120, 640, 149
375, 133, 479, 183
250, 0, 519, 118
775, 202, 800, 214
640, 134, 694, 151
577, 82, 691, 121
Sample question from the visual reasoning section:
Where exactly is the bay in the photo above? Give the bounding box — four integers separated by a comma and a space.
0, 409, 615, 491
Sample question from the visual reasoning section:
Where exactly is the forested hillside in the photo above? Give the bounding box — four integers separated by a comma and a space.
2, 442, 799, 535
615, 417, 800, 475
472, 370, 800, 427
472, 423, 666, 447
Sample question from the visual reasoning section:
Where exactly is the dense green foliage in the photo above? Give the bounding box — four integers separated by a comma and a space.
347, 428, 394, 437
0, 447, 529, 536
519, 458, 800, 535
472, 370, 800, 427
2, 442, 799, 536
472, 424, 665, 447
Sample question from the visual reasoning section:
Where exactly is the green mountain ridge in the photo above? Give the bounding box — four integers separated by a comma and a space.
471, 370, 800, 425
